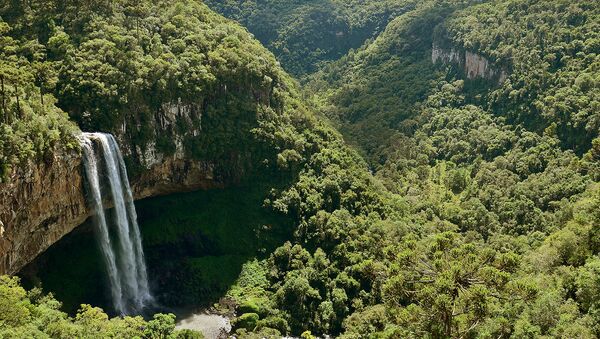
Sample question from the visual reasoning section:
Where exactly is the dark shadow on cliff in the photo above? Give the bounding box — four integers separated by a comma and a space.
19, 179, 294, 316
18, 220, 112, 313
137, 180, 293, 309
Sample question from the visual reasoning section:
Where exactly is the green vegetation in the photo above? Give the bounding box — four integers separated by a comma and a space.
305, 0, 455, 164
285, 0, 600, 337
1, 0, 303, 178
0, 275, 202, 338
3, 1, 396, 336
2, 0, 600, 338
137, 182, 293, 306
0, 17, 78, 180
204, 0, 419, 78
440, 0, 600, 153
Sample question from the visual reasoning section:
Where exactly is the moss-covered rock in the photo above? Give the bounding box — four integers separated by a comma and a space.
235, 313, 259, 331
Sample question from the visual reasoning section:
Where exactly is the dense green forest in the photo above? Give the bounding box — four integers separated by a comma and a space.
0, 275, 200, 338
204, 0, 418, 78
1, 0, 600, 338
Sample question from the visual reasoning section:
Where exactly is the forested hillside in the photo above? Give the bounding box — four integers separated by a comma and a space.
1, 0, 600, 338
204, 0, 418, 78
303, 0, 600, 336
0, 0, 398, 337
0, 17, 79, 179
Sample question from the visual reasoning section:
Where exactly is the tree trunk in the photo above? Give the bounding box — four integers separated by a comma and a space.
14, 83, 21, 117
0, 75, 5, 122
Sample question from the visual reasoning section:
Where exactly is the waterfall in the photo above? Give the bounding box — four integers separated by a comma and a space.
80, 132, 152, 314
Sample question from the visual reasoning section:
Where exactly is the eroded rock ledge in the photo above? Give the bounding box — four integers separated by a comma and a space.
0, 151, 87, 275
0, 148, 231, 275
0, 99, 251, 275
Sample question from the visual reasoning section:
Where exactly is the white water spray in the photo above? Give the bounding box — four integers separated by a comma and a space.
80, 132, 152, 314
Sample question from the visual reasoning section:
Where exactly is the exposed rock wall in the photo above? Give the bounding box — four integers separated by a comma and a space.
0, 152, 88, 275
432, 43, 508, 84
0, 151, 230, 275
0, 101, 244, 275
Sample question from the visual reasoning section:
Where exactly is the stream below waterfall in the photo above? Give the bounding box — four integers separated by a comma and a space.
175, 310, 232, 339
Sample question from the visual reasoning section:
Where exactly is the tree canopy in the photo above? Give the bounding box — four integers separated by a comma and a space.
1, 0, 599, 338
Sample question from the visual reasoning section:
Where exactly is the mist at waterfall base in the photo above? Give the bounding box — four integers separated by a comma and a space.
18, 159, 293, 317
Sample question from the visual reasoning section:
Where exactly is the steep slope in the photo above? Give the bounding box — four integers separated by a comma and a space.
310, 0, 600, 164
0, 0, 391, 269
306, 1, 456, 163
439, 0, 600, 153
0, 1, 398, 337
204, 0, 419, 78
300, 0, 600, 337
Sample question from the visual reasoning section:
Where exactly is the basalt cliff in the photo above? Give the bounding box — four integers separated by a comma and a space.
0, 102, 245, 275
431, 43, 508, 85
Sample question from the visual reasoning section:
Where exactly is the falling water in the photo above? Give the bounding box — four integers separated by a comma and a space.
80, 132, 152, 314
80, 137, 125, 314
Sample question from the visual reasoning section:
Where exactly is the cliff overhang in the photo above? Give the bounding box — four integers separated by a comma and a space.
0, 101, 246, 275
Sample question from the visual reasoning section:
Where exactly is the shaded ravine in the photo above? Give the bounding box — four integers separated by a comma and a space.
19, 181, 293, 321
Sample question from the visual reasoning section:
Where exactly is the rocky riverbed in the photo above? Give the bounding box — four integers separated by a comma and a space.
175, 311, 232, 339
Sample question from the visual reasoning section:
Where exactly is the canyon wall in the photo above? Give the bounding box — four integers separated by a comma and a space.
432, 43, 508, 84
0, 101, 242, 275
0, 151, 88, 275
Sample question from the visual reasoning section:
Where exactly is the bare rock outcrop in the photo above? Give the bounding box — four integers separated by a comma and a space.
0, 152, 87, 275
432, 43, 508, 84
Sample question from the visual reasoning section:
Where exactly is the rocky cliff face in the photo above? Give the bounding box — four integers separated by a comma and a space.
0, 151, 228, 275
0, 152, 87, 275
0, 101, 244, 275
432, 43, 508, 84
